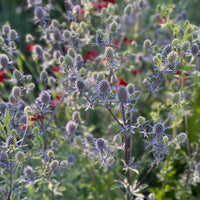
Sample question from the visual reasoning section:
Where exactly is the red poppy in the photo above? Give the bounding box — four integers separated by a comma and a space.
92, 2, 108, 10
131, 68, 141, 75
83, 50, 97, 61
78, 8, 84, 19
103, 0, 115, 3
51, 65, 60, 74
116, 78, 128, 87
0, 70, 5, 82
113, 39, 118, 45
26, 44, 35, 51
123, 38, 133, 46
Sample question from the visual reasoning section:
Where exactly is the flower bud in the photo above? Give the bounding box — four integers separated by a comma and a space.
15, 151, 25, 163
167, 51, 177, 63
106, 157, 115, 166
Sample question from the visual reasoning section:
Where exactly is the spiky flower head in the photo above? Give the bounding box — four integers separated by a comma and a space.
0, 101, 8, 115
24, 166, 34, 177
2, 24, 10, 35
167, 51, 177, 63
40, 70, 48, 83
116, 86, 128, 103
60, 160, 68, 168
74, 136, 82, 147
172, 38, 179, 47
105, 47, 114, 59
75, 78, 85, 91
72, 111, 80, 122
148, 193, 155, 200
63, 30, 70, 40
98, 79, 110, 94
66, 120, 77, 134
0, 54, 9, 68
167, 63, 176, 73
127, 84, 135, 94
67, 48, 76, 58
19, 114, 28, 124
13, 70, 22, 81
143, 39, 151, 49
110, 21, 118, 33
12, 86, 20, 98
10, 129, 17, 137
176, 132, 187, 143
53, 28, 62, 41
96, 138, 106, 151
162, 44, 173, 57
67, 154, 75, 163
97, 73, 105, 81
113, 134, 122, 144
191, 43, 199, 56
153, 123, 164, 135
50, 160, 59, 170
124, 4, 133, 15
85, 133, 94, 144
181, 41, 190, 52
50, 139, 58, 149
106, 157, 115, 166
64, 55, 73, 67
9, 29, 17, 41
6, 135, 15, 147
40, 91, 51, 104
15, 151, 25, 163
137, 116, 146, 126
33, 45, 43, 57
172, 92, 180, 104
47, 150, 54, 159
34, 6, 44, 20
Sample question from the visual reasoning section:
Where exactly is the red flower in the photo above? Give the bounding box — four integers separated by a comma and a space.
30, 114, 43, 122
92, 2, 108, 10
78, 8, 84, 19
103, 0, 115, 3
51, 65, 60, 74
0, 70, 5, 82
83, 50, 97, 61
51, 94, 62, 106
123, 38, 133, 46
131, 69, 141, 75
113, 39, 118, 45
116, 78, 128, 87
26, 44, 35, 51
175, 71, 189, 83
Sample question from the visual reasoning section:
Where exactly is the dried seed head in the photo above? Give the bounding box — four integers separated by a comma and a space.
127, 84, 135, 94
66, 121, 77, 134
167, 51, 177, 63
143, 39, 151, 49
98, 80, 110, 94
105, 47, 114, 59
40, 91, 51, 104
50, 160, 59, 170
153, 123, 164, 135
0, 54, 9, 68
191, 43, 199, 56
0, 101, 8, 115
34, 6, 44, 20
106, 157, 115, 166
96, 138, 106, 151
15, 151, 25, 163
67, 154, 75, 163
116, 86, 128, 103
75, 79, 85, 91
13, 70, 23, 81
50, 139, 58, 149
